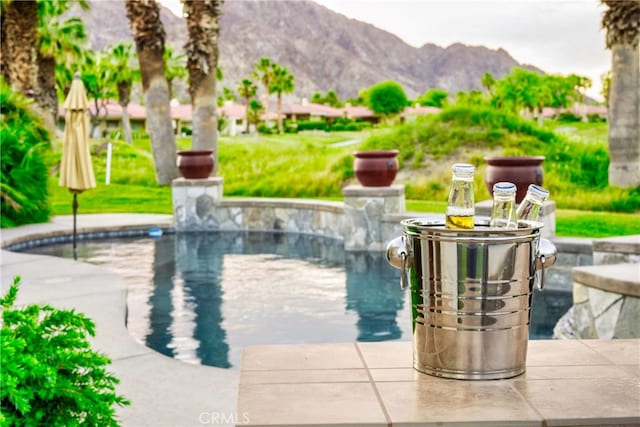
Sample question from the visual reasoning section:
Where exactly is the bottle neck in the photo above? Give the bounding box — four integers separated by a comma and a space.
517, 196, 544, 222
447, 180, 474, 209
493, 193, 516, 202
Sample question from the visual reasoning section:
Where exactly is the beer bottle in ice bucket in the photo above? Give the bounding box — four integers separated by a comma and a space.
445, 163, 475, 229
490, 182, 518, 229
516, 184, 550, 226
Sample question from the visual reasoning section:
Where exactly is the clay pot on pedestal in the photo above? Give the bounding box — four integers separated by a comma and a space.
353, 150, 399, 187
484, 156, 544, 203
177, 150, 214, 179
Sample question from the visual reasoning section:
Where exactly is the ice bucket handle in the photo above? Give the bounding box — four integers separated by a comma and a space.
387, 235, 558, 291
535, 238, 557, 290
386, 236, 412, 289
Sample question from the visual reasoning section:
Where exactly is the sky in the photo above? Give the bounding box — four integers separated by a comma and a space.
160, 0, 609, 100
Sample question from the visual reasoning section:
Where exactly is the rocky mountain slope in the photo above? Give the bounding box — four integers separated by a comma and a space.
75, 0, 540, 99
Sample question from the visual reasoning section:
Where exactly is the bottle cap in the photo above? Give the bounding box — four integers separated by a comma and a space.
493, 182, 516, 195
527, 184, 550, 200
451, 163, 475, 177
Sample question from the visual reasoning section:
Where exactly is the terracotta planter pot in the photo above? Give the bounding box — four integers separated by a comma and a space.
354, 150, 399, 187
177, 150, 214, 179
484, 156, 544, 203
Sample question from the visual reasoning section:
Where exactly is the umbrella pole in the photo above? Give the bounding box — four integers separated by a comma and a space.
73, 193, 78, 260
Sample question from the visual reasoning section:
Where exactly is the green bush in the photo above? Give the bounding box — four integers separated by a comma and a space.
330, 123, 360, 131
0, 276, 129, 425
587, 113, 606, 123
296, 120, 327, 132
557, 111, 582, 122
367, 80, 408, 116
130, 130, 149, 140
257, 123, 276, 134
0, 79, 51, 227
284, 120, 298, 134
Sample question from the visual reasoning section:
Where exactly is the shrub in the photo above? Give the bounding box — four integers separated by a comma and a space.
284, 120, 298, 134
557, 111, 582, 122
367, 80, 408, 117
130, 130, 149, 140
296, 120, 327, 132
0, 276, 129, 425
587, 113, 606, 123
0, 79, 51, 227
330, 123, 360, 131
257, 123, 276, 134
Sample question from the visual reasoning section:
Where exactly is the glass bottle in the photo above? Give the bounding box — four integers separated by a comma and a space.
445, 163, 475, 229
516, 184, 550, 226
490, 182, 518, 229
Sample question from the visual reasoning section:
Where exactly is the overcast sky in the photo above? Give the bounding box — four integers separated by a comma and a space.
160, 0, 609, 100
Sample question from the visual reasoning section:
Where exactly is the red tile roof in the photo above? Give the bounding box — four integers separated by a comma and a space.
59, 101, 446, 122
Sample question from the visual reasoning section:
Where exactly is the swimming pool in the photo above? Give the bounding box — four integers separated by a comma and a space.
22, 231, 571, 369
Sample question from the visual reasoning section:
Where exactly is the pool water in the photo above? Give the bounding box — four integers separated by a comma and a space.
23, 231, 571, 369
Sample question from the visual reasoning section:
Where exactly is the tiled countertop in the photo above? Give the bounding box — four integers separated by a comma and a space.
237, 339, 640, 426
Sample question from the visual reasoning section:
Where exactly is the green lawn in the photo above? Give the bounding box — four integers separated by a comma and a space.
43, 121, 640, 239
544, 120, 608, 145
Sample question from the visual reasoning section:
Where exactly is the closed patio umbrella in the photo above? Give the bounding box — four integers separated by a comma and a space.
58, 73, 96, 259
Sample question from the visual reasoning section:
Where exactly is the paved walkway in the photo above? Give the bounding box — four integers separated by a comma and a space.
327, 138, 361, 148
1, 214, 238, 427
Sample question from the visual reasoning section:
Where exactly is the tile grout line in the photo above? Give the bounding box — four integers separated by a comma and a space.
354, 343, 393, 427
509, 380, 548, 427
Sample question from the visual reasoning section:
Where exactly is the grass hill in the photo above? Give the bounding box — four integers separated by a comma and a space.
45, 107, 640, 237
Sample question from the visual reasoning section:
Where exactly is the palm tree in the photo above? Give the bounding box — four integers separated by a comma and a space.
126, 0, 178, 185
253, 57, 274, 109
1, 0, 39, 99
270, 64, 295, 133
109, 43, 138, 144
247, 99, 263, 129
164, 45, 186, 100
183, 0, 223, 175
481, 72, 496, 95
80, 50, 115, 137
237, 78, 257, 133
601, 0, 640, 187
36, 0, 89, 132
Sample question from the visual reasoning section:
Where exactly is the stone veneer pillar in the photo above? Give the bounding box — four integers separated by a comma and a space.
172, 177, 224, 231
342, 184, 405, 251
553, 235, 640, 339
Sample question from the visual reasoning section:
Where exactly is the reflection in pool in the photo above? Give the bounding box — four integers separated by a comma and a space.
22, 231, 570, 369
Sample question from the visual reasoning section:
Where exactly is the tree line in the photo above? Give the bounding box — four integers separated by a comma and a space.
1, 0, 225, 183
1, 0, 638, 187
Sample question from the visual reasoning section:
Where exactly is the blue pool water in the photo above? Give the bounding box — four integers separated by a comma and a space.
22, 231, 571, 369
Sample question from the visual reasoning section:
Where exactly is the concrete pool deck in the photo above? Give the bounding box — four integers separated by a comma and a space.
1, 214, 239, 427
1, 214, 638, 426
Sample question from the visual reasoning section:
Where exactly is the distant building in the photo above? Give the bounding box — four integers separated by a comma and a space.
58, 99, 442, 138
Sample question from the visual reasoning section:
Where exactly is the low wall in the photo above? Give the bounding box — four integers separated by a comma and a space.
171, 179, 559, 252
554, 235, 640, 339
172, 177, 345, 239
173, 180, 415, 251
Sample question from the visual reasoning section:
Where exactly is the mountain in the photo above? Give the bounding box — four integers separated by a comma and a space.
73, 0, 540, 99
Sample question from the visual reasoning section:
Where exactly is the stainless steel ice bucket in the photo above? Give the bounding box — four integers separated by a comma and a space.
386, 218, 557, 380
